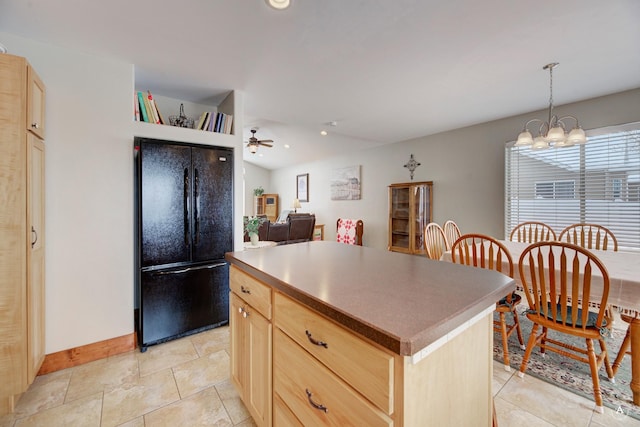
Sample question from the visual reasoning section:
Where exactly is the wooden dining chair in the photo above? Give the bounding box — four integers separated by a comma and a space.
558, 223, 618, 252
443, 219, 461, 250
336, 218, 363, 245
517, 241, 614, 413
612, 313, 638, 376
509, 221, 556, 243
424, 222, 448, 260
450, 233, 525, 371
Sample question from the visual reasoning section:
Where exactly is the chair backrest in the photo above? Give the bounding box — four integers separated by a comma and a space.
336, 218, 363, 245
510, 221, 556, 243
424, 222, 448, 260
443, 220, 461, 250
518, 241, 610, 331
558, 223, 618, 252
450, 234, 513, 277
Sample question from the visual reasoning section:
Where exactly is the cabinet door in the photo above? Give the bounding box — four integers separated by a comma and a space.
230, 292, 246, 395
230, 292, 272, 427
27, 135, 45, 382
411, 184, 430, 256
389, 186, 411, 252
27, 64, 45, 139
245, 302, 272, 427
191, 146, 233, 261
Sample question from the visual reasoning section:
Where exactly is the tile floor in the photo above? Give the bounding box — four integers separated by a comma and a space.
1, 325, 640, 427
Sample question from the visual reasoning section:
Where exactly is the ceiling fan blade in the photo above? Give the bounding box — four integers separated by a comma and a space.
258, 139, 274, 143
260, 143, 273, 147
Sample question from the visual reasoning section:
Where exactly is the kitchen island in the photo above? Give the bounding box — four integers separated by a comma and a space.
225, 241, 515, 426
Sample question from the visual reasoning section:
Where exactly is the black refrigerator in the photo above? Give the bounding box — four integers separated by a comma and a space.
134, 137, 233, 351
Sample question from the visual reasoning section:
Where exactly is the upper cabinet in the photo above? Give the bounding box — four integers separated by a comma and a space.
388, 181, 433, 255
27, 64, 46, 139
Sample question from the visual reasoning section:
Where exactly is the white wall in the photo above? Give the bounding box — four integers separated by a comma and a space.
243, 162, 271, 216
1, 32, 245, 353
266, 88, 640, 250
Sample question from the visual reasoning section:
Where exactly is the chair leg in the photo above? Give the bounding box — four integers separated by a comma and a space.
598, 338, 615, 382
499, 312, 510, 372
612, 326, 631, 376
518, 323, 539, 378
586, 338, 605, 413
540, 326, 548, 357
511, 307, 526, 350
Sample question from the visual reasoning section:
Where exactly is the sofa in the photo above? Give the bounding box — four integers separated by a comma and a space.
243, 213, 316, 245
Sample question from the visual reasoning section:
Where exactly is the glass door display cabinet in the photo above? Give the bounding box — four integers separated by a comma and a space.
388, 181, 433, 255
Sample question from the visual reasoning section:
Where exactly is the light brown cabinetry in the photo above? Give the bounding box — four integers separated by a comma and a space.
274, 293, 393, 426
0, 54, 46, 415
388, 181, 432, 255
254, 194, 278, 222
229, 267, 272, 427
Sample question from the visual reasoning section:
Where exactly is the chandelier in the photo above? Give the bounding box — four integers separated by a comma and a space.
515, 63, 587, 149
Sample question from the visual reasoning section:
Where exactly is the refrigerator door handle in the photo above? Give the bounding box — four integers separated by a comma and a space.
151, 262, 227, 276
183, 168, 190, 247
194, 168, 200, 245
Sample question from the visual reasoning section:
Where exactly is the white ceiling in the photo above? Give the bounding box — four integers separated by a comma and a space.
2, 0, 639, 170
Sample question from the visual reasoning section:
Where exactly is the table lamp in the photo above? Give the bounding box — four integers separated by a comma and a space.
291, 198, 301, 213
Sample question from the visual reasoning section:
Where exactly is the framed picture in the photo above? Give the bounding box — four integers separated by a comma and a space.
296, 173, 309, 202
330, 165, 361, 200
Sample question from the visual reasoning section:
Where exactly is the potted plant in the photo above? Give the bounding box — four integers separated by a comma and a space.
244, 216, 267, 245
253, 186, 265, 197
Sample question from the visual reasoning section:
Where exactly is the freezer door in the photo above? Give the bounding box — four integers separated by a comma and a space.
138, 262, 229, 348
191, 146, 233, 261
139, 141, 192, 267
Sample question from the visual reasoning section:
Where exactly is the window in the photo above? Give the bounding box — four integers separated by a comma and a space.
505, 122, 640, 250
535, 180, 575, 199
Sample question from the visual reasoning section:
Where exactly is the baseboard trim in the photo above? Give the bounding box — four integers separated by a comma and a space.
37, 332, 136, 375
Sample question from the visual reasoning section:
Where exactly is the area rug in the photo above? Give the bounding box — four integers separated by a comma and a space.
494, 307, 640, 420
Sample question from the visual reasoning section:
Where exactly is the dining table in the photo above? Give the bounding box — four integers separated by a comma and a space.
442, 239, 640, 404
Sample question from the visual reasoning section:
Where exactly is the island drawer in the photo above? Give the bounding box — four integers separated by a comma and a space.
274, 292, 394, 415
230, 266, 272, 320
274, 329, 392, 427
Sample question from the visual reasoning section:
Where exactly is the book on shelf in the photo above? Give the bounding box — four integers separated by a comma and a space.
134, 92, 140, 122
224, 114, 233, 134
209, 112, 216, 132
201, 112, 211, 131
196, 112, 207, 130
146, 91, 162, 124
137, 91, 149, 123
142, 95, 154, 124
216, 113, 225, 133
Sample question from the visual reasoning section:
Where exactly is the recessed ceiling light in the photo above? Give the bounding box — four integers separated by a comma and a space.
284, 144, 290, 149
265, 0, 290, 10
320, 130, 328, 136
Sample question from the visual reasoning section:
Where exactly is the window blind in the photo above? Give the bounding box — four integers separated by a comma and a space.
505, 122, 640, 251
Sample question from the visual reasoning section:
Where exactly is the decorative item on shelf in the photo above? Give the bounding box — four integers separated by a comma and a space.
291, 198, 301, 213
404, 154, 421, 180
244, 216, 267, 246
253, 186, 264, 197
515, 62, 587, 149
169, 103, 195, 129
0, 43, 7, 54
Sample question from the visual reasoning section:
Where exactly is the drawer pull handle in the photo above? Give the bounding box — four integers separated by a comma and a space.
240, 285, 251, 294
306, 389, 328, 413
305, 330, 328, 348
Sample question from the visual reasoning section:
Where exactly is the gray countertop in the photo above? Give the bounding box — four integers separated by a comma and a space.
225, 241, 515, 356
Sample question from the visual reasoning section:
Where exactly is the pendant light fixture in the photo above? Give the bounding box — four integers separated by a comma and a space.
515, 63, 587, 149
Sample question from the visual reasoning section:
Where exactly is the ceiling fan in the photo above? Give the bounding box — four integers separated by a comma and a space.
245, 128, 273, 154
